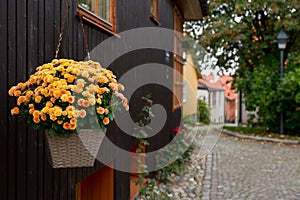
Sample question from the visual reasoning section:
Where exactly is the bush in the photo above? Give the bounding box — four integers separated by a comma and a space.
197, 100, 210, 124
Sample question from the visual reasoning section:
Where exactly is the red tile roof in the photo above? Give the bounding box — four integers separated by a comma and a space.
198, 74, 237, 100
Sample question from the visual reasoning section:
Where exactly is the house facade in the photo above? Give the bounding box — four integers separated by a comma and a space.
182, 54, 199, 119
0, 0, 208, 200
221, 75, 238, 123
198, 75, 225, 123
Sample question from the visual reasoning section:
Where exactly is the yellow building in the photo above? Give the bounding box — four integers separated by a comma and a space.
183, 54, 199, 118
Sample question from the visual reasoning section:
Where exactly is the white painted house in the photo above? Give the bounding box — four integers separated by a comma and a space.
198, 75, 225, 123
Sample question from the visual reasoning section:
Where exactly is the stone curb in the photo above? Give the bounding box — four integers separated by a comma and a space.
222, 129, 299, 145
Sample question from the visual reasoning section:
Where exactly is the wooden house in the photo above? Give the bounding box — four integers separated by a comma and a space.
0, 0, 208, 199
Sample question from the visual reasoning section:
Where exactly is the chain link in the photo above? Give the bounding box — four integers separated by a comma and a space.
55, 0, 70, 58
76, 0, 91, 60
55, 0, 91, 60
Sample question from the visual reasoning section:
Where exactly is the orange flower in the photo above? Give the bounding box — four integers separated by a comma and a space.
26, 90, 34, 98
67, 76, 75, 83
33, 117, 40, 123
41, 114, 47, 121
41, 89, 49, 96
104, 108, 109, 115
29, 108, 35, 114
72, 68, 79, 75
79, 110, 86, 118
67, 111, 73, 119
11, 107, 19, 115
73, 110, 79, 118
53, 90, 61, 98
50, 115, 57, 121
68, 96, 75, 103
35, 95, 42, 103
17, 82, 26, 90
57, 120, 63, 125
60, 89, 67, 95
97, 107, 105, 115
33, 110, 40, 117
46, 101, 53, 108
99, 76, 108, 84
60, 94, 68, 102
88, 98, 96, 105
77, 82, 85, 88
49, 89, 54, 96
70, 118, 77, 125
8, 86, 17, 96
29, 104, 34, 109
69, 123, 76, 130
66, 106, 74, 112
77, 98, 84, 106
50, 97, 56, 103
82, 100, 89, 108
54, 109, 62, 117
103, 117, 110, 125
14, 90, 21, 97
29, 77, 36, 84
17, 96, 27, 105
63, 122, 70, 130
81, 71, 89, 78
48, 84, 55, 90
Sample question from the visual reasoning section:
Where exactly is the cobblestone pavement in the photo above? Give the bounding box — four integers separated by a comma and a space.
138, 126, 300, 200
201, 129, 300, 200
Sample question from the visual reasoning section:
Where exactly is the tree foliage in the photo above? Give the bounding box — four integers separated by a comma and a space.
197, 100, 210, 124
185, 0, 300, 134
185, 0, 300, 75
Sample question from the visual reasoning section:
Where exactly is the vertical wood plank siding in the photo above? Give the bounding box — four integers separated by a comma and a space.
0, 0, 175, 199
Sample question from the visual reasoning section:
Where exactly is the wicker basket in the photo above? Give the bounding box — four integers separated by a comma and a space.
45, 129, 105, 168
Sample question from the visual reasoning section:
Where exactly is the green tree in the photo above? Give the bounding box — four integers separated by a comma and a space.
185, 0, 300, 76
278, 54, 300, 135
185, 0, 300, 134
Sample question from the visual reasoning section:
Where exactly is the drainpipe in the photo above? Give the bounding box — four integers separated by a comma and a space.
238, 91, 242, 126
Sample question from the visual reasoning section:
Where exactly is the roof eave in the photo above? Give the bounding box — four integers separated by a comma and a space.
176, 0, 209, 21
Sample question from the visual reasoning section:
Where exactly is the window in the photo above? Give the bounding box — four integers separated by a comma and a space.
150, 0, 159, 24
77, 0, 116, 34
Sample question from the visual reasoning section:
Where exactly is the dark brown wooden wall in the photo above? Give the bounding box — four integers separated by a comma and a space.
0, 0, 175, 199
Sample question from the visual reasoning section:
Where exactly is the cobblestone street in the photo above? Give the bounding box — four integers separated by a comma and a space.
201, 131, 300, 200
164, 126, 300, 200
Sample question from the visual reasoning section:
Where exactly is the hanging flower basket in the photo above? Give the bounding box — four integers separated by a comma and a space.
8, 59, 129, 168
45, 129, 105, 168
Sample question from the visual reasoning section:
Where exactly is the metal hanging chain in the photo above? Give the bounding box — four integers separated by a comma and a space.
76, 0, 91, 60
55, 0, 70, 58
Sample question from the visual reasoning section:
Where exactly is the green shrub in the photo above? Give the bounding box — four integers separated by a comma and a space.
197, 100, 210, 124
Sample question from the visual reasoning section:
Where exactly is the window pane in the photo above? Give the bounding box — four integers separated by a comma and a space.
79, 0, 95, 13
150, 0, 155, 15
98, 0, 110, 22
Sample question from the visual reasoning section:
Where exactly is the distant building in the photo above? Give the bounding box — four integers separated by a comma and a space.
220, 76, 238, 123
198, 74, 225, 123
